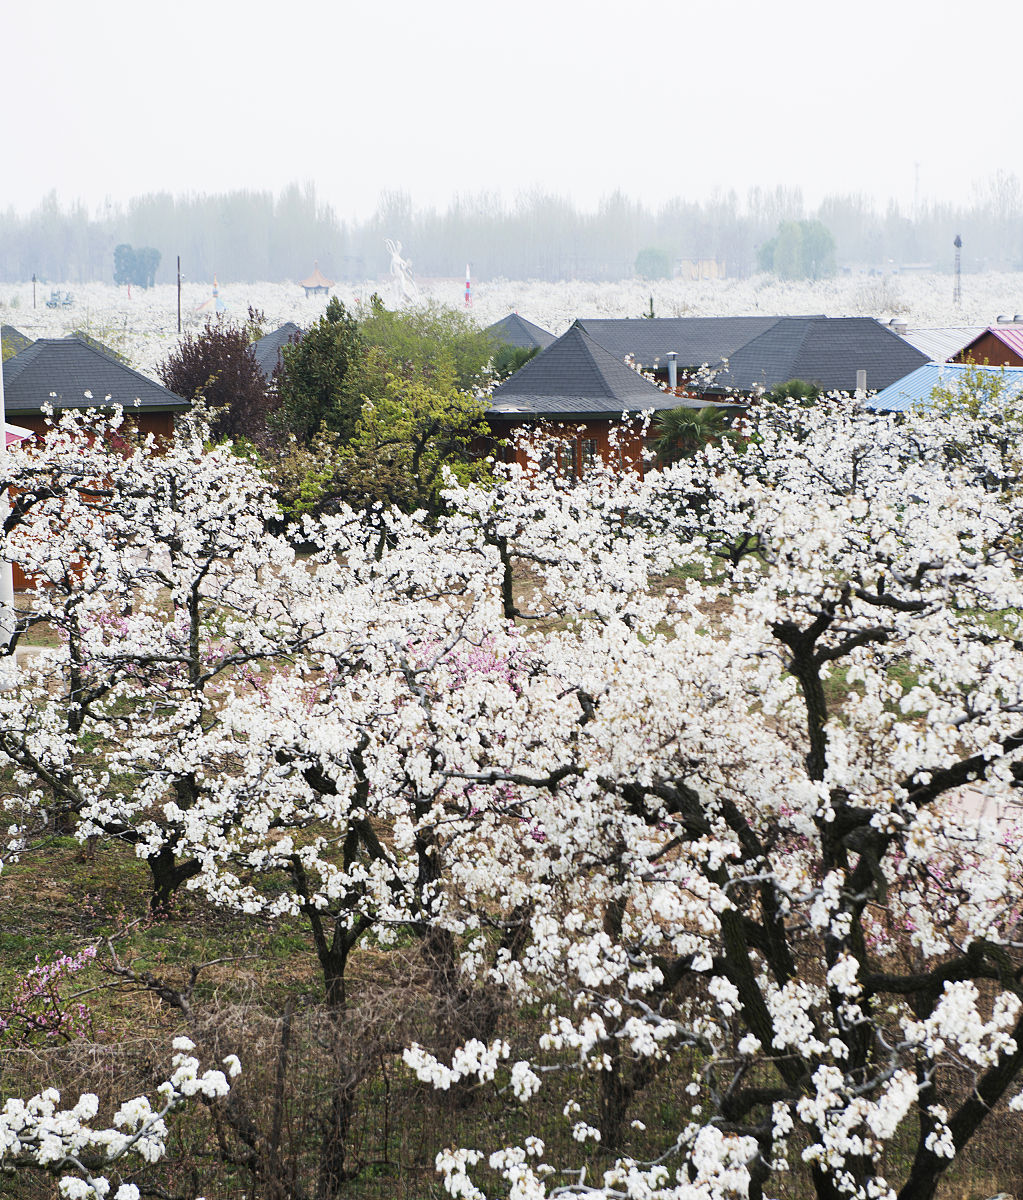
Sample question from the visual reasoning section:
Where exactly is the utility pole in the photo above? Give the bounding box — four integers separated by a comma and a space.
953, 234, 962, 306
32, 273, 36, 309
177, 256, 182, 334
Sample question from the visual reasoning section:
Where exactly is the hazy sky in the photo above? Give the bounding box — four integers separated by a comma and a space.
6, 0, 1021, 220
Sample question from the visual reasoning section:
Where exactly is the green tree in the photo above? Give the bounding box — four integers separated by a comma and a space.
634, 247, 672, 280
358, 299, 494, 392
272, 297, 365, 443
492, 343, 539, 381
764, 378, 822, 406
653, 406, 735, 465
339, 376, 492, 514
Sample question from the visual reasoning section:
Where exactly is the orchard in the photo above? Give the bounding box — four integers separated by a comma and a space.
2, 388, 1023, 1200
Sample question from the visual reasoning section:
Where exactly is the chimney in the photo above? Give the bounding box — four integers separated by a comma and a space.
856, 369, 867, 393
667, 351, 678, 392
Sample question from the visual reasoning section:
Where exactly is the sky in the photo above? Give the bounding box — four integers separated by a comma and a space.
5, 0, 1022, 221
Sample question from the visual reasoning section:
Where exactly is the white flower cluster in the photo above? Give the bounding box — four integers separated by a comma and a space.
0, 1039, 238, 1200
403, 1039, 510, 1091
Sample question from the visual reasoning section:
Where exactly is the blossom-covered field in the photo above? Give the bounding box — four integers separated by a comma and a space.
2, 271, 1022, 378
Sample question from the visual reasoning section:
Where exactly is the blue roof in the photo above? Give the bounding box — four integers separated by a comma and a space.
868, 362, 1023, 412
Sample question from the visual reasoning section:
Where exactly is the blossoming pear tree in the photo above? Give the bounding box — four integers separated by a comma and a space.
4, 394, 1023, 1200
400, 401, 1023, 1200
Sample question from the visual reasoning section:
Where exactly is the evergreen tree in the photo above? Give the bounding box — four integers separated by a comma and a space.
272, 297, 365, 443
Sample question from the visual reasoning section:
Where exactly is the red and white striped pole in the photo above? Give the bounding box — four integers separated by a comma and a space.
464, 263, 472, 309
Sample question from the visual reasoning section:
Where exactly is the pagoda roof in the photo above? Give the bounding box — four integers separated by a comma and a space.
300, 263, 334, 288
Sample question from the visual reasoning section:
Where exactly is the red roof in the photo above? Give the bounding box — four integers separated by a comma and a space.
5, 422, 32, 447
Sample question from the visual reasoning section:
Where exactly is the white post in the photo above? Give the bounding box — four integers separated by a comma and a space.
0, 350, 15, 653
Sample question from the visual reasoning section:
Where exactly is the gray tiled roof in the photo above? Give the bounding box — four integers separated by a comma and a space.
486, 313, 556, 351
1, 325, 33, 356
488, 324, 693, 419
577, 316, 791, 370
715, 317, 930, 393
252, 322, 303, 380
577, 315, 928, 394
2, 337, 188, 414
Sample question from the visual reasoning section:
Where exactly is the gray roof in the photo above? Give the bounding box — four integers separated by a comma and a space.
576, 315, 792, 371
252, 322, 303, 380
714, 317, 930, 394
488, 324, 695, 420
868, 362, 1023, 412
1, 325, 33, 356
2, 337, 188, 415
575, 315, 928, 395
486, 313, 556, 351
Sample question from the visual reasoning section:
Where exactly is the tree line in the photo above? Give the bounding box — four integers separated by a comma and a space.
2, 174, 1023, 284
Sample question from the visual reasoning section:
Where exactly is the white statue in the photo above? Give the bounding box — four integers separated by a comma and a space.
385, 238, 419, 306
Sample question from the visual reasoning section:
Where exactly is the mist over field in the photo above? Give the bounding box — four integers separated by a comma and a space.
2, 270, 1021, 380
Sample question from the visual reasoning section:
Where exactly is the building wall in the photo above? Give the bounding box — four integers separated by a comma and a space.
13, 411, 176, 444
486, 417, 650, 477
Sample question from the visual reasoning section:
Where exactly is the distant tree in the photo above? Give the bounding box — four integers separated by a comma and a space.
272, 297, 365, 443
634, 246, 672, 280
112, 243, 135, 287
159, 317, 270, 443
112, 243, 161, 288
135, 246, 161, 288
758, 220, 836, 280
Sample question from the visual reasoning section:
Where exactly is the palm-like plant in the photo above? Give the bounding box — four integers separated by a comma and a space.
653, 405, 734, 465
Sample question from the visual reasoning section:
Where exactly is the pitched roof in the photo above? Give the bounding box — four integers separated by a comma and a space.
2, 337, 189, 415
486, 313, 556, 351
1, 324, 33, 356
899, 326, 985, 362
575, 315, 928, 395
715, 317, 929, 394
300, 263, 334, 288
576, 315, 790, 371
956, 325, 1023, 363
488, 324, 693, 419
252, 322, 302, 380
867, 362, 1023, 412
